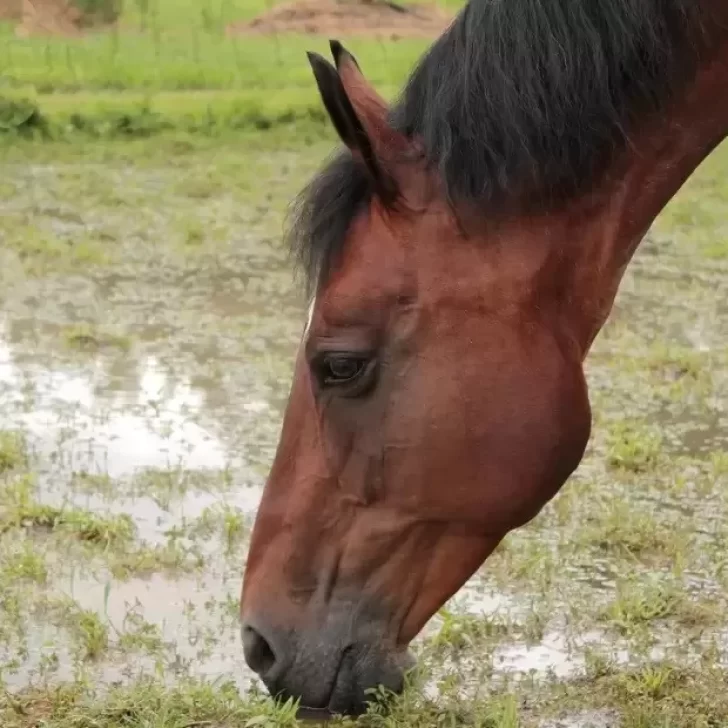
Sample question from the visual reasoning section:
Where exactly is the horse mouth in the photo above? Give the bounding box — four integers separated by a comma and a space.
295, 705, 336, 721
281, 642, 412, 718
293, 644, 356, 720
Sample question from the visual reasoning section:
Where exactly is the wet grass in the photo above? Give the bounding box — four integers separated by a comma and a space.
599, 579, 723, 638
0, 542, 49, 584
41, 597, 111, 661
0, 133, 727, 726
0, 431, 29, 473
2, 663, 728, 727
183, 503, 248, 554
0, 679, 299, 728
605, 420, 663, 473
61, 323, 132, 353
0, 467, 203, 581
1, 474, 135, 546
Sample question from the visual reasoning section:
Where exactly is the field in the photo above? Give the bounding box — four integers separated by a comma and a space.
2, 1, 728, 727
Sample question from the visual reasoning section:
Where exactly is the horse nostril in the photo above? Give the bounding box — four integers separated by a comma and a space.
242, 623, 277, 677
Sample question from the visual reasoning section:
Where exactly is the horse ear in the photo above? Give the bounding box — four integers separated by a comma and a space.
307, 42, 404, 204
329, 41, 393, 143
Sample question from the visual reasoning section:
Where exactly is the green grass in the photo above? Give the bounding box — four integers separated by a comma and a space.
0, 542, 49, 584
0, 431, 28, 474
1, 27, 427, 93
0, 679, 300, 728
599, 579, 722, 638
0, 475, 136, 546
0, 474, 202, 577
60, 322, 132, 352
42, 597, 111, 660
605, 420, 662, 473
0, 0, 461, 138
0, 87, 356, 138
2, 663, 728, 727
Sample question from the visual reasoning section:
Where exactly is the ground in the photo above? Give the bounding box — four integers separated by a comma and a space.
1, 1, 728, 727
229, 0, 455, 40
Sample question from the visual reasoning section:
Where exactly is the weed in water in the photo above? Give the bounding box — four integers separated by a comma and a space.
61, 322, 132, 353
70, 472, 116, 497
600, 578, 721, 638
108, 539, 203, 579
574, 498, 687, 563
0, 482, 135, 547
0, 432, 28, 474
40, 597, 110, 661
431, 609, 510, 652
117, 604, 166, 655
605, 421, 662, 473
186, 503, 247, 553
0, 541, 48, 584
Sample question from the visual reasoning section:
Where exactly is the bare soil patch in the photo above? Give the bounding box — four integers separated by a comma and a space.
17, 0, 83, 35
15, 0, 118, 36
229, 0, 455, 40
0, 0, 20, 20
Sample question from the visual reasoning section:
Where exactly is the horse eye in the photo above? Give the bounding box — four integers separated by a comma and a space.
313, 353, 375, 394
322, 355, 367, 385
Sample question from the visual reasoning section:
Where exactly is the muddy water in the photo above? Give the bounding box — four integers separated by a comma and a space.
1, 146, 728, 715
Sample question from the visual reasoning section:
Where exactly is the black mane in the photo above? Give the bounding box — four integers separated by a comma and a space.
288, 0, 709, 291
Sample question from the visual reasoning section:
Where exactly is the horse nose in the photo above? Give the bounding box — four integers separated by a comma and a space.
240, 615, 409, 714
241, 622, 280, 681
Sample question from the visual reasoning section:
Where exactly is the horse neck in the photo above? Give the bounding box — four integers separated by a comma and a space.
560, 32, 728, 357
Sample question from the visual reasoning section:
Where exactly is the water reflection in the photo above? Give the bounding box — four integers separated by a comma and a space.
0, 343, 228, 480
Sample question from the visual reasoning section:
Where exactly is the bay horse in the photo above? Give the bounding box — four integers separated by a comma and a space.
241, 0, 728, 716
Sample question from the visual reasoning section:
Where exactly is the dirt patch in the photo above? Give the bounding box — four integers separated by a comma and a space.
0, 0, 20, 20
228, 0, 454, 40
16, 0, 83, 35
15, 0, 118, 36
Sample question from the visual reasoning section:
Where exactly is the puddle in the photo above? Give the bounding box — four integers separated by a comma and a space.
492, 631, 595, 679
539, 711, 619, 728
0, 327, 229, 480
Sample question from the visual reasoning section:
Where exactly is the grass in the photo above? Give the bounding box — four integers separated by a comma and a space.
431, 609, 510, 651
0, 0, 456, 139
0, 0, 465, 93
0, 31, 422, 94
0, 87, 351, 139
599, 579, 722, 638
0, 679, 301, 728
184, 504, 247, 553
0, 475, 136, 546
605, 420, 663, 473
0, 542, 49, 584
573, 499, 688, 563
0, 474, 202, 578
2, 663, 728, 727
60, 322, 132, 352
108, 539, 204, 579
42, 597, 111, 661
0, 431, 28, 474
116, 608, 165, 654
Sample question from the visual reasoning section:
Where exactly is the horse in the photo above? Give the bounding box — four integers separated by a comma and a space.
240, 0, 728, 716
